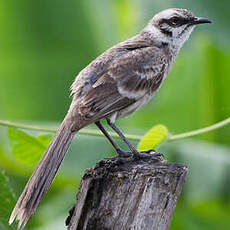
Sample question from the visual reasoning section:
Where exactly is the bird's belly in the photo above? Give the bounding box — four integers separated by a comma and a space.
117, 94, 152, 119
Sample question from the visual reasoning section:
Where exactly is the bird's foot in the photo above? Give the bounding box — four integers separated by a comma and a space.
116, 148, 164, 162
140, 149, 164, 158
133, 149, 164, 161
116, 149, 133, 158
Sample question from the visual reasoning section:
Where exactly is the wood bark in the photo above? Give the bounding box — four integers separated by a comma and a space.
66, 156, 188, 230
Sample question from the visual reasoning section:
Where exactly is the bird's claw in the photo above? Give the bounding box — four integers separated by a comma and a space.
116, 148, 164, 162
140, 149, 164, 158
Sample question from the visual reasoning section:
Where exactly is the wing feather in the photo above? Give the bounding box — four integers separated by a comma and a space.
72, 38, 169, 122
78, 81, 135, 121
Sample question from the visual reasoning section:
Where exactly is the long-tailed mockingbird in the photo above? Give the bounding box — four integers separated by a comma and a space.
9, 8, 211, 228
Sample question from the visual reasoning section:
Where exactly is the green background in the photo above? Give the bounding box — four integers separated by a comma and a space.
0, 0, 230, 229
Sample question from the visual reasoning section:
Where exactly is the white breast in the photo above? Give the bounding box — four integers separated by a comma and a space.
116, 94, 152, 120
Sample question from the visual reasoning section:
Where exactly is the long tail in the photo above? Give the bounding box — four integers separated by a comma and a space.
9, 113, 81, 229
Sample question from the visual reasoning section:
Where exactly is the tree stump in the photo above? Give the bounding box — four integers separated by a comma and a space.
66, 156, 188, 230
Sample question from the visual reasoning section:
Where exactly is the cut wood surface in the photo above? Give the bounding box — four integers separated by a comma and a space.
66, 156, 188, 230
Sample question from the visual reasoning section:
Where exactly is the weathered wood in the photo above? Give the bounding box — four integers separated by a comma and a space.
66, 156, 188, 230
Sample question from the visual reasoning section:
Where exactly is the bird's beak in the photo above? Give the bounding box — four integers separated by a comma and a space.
190, 17, 212, 25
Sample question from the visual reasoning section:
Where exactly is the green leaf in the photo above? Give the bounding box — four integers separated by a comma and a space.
37, 134, 54, 147
137, 124, 168, 151
0, 170, 17, 230
8, 127, 53, 166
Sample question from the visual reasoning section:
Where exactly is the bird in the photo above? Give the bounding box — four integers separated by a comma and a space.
9, 8, 211, 229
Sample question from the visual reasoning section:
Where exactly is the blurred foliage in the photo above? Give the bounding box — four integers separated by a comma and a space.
8, 127, 53, 166
0, 0, 230, 230
0, 171, 17, 230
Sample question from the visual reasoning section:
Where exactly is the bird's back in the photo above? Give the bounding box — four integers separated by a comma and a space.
69, 34, 171, 123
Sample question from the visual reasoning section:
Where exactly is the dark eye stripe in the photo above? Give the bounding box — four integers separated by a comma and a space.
160, 18, 189, 27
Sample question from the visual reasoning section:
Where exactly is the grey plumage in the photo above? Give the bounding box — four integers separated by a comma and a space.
71, 35, 170, 124
9, 8, 211, 229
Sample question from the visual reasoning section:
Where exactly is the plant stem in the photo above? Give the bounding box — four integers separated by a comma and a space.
0, 120, 57, 133
168, 117, 230, 141
0, 117, 229, 142
0, 120, 141, 141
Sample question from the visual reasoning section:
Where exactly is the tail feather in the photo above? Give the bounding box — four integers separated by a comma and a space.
9, 117, 77, 229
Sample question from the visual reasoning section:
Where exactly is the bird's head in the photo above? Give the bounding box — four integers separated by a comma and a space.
144, 8, 211, 49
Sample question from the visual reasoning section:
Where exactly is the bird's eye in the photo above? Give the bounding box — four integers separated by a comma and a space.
169, 17, 181, 26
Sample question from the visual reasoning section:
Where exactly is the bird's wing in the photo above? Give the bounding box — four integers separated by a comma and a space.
109, 46, 168, 95
75, 42, 168, 122
78, 79, 136, 121
71, 35, 152, 99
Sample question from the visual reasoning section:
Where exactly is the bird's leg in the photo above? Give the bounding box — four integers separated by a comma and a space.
106, 119, 139, 156
95, 121, 131, 157
106, 119, 164, 160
